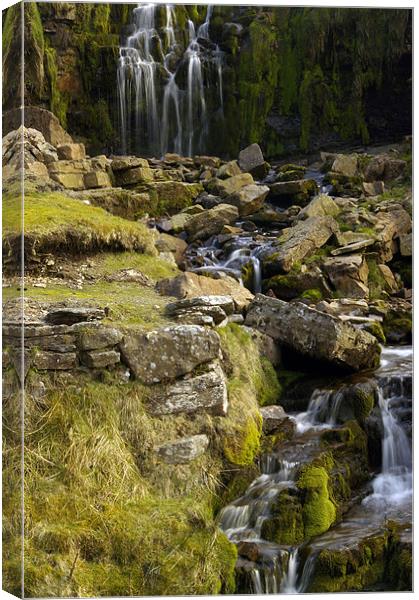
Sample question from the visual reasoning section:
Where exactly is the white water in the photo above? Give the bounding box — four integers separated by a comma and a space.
294, 388, 345, 433
118, 4, 224, 156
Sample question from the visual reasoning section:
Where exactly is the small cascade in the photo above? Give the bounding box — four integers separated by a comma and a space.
117, 3, 224, 156
294, 387, 344, 433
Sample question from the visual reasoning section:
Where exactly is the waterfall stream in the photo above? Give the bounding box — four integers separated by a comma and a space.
218, 345, 412, 593
117, 3, 224, 156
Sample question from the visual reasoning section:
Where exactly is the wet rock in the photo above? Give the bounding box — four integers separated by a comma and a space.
238, 143, 268, 179
323, 255, 369, 299
33, 350, 78, 370
156, 434, 209, 464
156, 272, 254, 311
194, 192, 222, 209
226, 184, 270, 217
260, 405, 294, 434
237, 542, 261, 562
298, 194, 340, 220
119, 324, 220, 383
57, 143, 86, 161
206, 173, 254, 197
262, 216, 338, 275
185, 203, 239, 241
78, 326, 123, 351
149, 362, 228, 416
81, 349, 120, 369
245, 295, 381, 372
45, 307, 105, 325
269, 179, 318, 206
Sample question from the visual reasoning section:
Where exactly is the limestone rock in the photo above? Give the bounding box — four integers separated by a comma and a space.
57, 143, 86, 161
238, 143, 268, 179
269, 179, 318, 206
264, 268, 332, 301
262, 216, 338, 275
156, 434, 209, 464
81, 349, 121, 369
45, 307, 105, 325
33, 350, 78, 370
226, 184, 269, 217
185, 203, 239, 241
3, 107, 73, 146
260, 405, 295, 435
216, 160, 242, 179
194, 155, 221, 168
83, 171, 112, 189
149, 362, 228, 416
111, 156, 149, 171
331, 239, 375, 256
206, 173, 254, 197
114, 165, 154, 186
166, 295, 234, 316
78, 326, 123, 351
156, 272, 254, 311
364, 155, 407, 182
323, 255, 369, 299
119, 324, 220, 383
378, 264, 399, 293
155, 233, 187, 265
298, 194, 340, 220
245, 295, 381, 372
399, 233, 412, 256
331, 154, 358, 177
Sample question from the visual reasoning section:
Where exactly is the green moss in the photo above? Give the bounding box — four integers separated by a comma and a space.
297, 465, 336, 539
365, 321, 386, 344
44, 43, 69, 127
3, 190, 157, 259
301, 288, 323, 301
261, 491, 304, 545
254, 357, 282, 406
222, 387, 262, 466
366, 258, 388, 300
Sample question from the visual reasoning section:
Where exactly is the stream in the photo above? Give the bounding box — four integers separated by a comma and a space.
218, 346, 412, 593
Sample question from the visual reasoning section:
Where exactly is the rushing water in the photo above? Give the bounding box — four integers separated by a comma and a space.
218, 345, 412, 593
117, 3, 224, 156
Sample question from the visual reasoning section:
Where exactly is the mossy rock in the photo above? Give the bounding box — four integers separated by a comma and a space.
261, 489, 304, 545
382, 310, 412, 344
297, 465, 336, 539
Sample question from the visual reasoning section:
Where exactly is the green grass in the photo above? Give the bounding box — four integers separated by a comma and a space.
3, 191, 157, 258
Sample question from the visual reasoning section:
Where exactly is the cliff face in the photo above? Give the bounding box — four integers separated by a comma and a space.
3, 3, 412, 157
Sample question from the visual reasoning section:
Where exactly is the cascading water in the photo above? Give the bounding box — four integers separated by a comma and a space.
117, 3, 224, 156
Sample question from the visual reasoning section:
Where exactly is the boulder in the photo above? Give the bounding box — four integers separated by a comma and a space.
148, 362, 228, 416
111, 156, 150, 171
331, 154, 358, 177
216, 160, 242, 179
148, 181, 203, 211
331, 239, 375, 256
33, 350, 78, 370
194, 155, 221, 168
155, 233, 187, 265
57, 143, 86, 161
260, 405, 294, 434
119, 324, 220, 383
399, 233, 412, 256
323, 255, 369, 299
84, 171, 112, 189
194, 192, 222, 209
185, 203, 239, 241
3, 126, 58, 168
364, 155, 407, 182
166, 295, 234, 316
245, 295, 381, 372
269, 179, 318, 206
3, 107, 73, 146
226, 184, 269, 216
156, 272, 254, 311
78, 326, 123, 351
48, 159, 92, 189
206, 173, 254, 197
262, 216, 338, 275
155, 434, 209, 464
81, 349, 121, 369
263, 268, 332, 301
238, 143, 268, 179
362, 181, 385, 196
378, 264, 399, 293
298, 194, 340, 220
114, 165, 154, 186
45, 307, 105, 325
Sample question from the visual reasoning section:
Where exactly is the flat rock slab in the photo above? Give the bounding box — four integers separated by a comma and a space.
245, 294, 381, 372
332, 239, 375, 255
156, 434, 209, 464
45, 307, 106, 325
119, 324, 220, 384
149, 362, 228, 416
165, 295, 235, 316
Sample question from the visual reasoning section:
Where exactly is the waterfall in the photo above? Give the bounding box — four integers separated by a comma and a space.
117, 4, 224, 156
